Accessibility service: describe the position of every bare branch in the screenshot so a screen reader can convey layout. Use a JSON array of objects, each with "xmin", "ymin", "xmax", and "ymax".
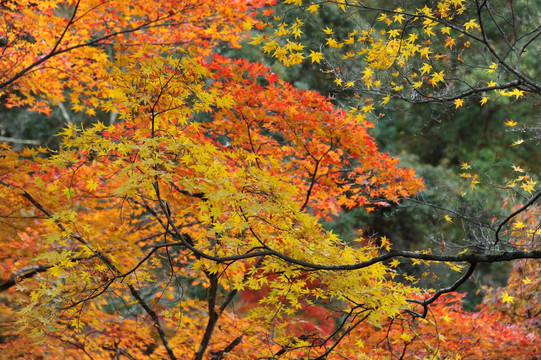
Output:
[
  {"xmin": 494, "ymin": 190, "xmax": 541, "ymax": 246},
  {"xmin": 407, "ymin": 263, "xmax": 477, "ymax": 318},
  {"xmin": 0, "ymin": 136, "xmax": 40, "ymax": 145}
]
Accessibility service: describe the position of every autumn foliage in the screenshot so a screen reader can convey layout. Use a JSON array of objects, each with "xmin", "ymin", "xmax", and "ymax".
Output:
[
  {"xmin": 0, "ymin": 0, "xmax": 540, "ymax": 359},
  {"xmin": 0, "ymin": 0, "xmax": 269, "ymax": 114}
]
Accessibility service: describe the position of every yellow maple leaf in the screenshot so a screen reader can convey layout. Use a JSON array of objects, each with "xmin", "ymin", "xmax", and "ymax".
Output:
[
  {"xmin": 86, "ymin": 178, "xmax": 99, "ymax": 192},
  {"xmin": 504, "ymin": 119, "xmax": 517, "ymax": 127},
  {"xmin": 446, "ymin": 262, "xmax": 464, "ymax": 272},
  {"xmin": 288, "ymin": 51, "xmax": 304, "ymax": 65},
  {"xmin": 326, "ymin": 37, "xmax": 339, "ymax": 47},
  {"xmin": 417, "ymin": 5, "xmax": 432, "ymax": 16},
  {"xmin": 72, "ymin": 103, "xmax": 84, "ymax": 113},
  {"xmin": 389, "ymin": 259, "xmax": 400, "ymax": 268},
  {"xmin": 388, "ymin": 29, "xmax": 401, "ymax": 38},
  {"xmin": 464, "ymin": 19, "xmax": 480, "ymax": 31},
  {"xmin": 306, "ymin": 4, "xmax": 319, "ymax": 13},
  {"xmin": 445, "ymin": 36, "xmax": 456, "ymax": 49},
  {"xmin": 486, "ymin": 62, "xmax": 498, "ymax": 74},
  {"xmin": 322, "ymin": 27, "xmax": 334, "ymax": 35},
  {"xmin": 393, "ymin": 13, "xmax": 405, "ymax": 24},
  {"xmin": 283, "ymin": 0, "xmax": 302, "ymax": 5},
  {"xmin": 291, "ymin": 27, "xmax": 302, "ymax": 39},
  {"xmin": 308, "ymin": 50, "xmax": 324, "ymax": 64},
  {"xmin": 470, "ymin": 174, "xmax": 480, "ymax": 189},
  {"xmin": 344, "ymin": 37, "xmax": 355, "ymax": 45},
  {"xmin": 480, "ymin": 97, "xmax": 488, "ymax": 105},
  {"xmin": 404, "ymin": 274, "xmax": 417, "ymax": 282},
  {"xmin": 379, "ymin": 236, "xmax": 391, "ymax": 251},
  {"xmin": 454, "ymin": 99, "xmax": 464, "ymax": 108},
  {"xmin": 233, "ymin": 282, "xmax": 245, "ymax": 291},
  {"xmin": 400, "ymin": 332, "xmax": 413, "ymax": 343},
  {"xmin": 407, "ymin": 33, "xmax": 418, "ymax": 43},
  {"xmin": 430, "ymin": 71, "xmax": 445, "ymax": 86},
  {"xmin": 419, "ymin": 47, "xmax": 432, "ymax": 58},
  {"xmin": 62, "ymin": 187, "xmax": 76, "ymax": 200},
  {"xmin": 213, "ymin": 222, "xmax": 225, "ymax": 233},
  {"xmin": 501, "ymin": 291, "xmax": 514, "ymax": 304},
  {"xmin": 444, "ymin": 215, "xmax": 453, "ymax": 223},
  {"xmin": 361, "ymin": 104, "xmax": 374, "ymax": 113},
  {"xmin": 262, "ymin": 40, "xmax": 277, "ymax": 54},
  {"xmin": 249, "ymin": 35, "xmax": 263, "ymax": 45},
  {"xmin": 420, "ymin": 63, "xmax": 432, "ymax": 75},
  {"xmin": 49, "ymin": 264, "xmax": 64, "ymax": 277},
  {"xmin": 508, "ymin": 88, "xmax": 525, "ymax": 99},
  {"xmin": 521, "ymin": 179, "xmax": 537, "ymax": 194}
]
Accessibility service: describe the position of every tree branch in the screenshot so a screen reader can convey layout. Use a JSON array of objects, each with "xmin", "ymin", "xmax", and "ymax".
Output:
[
  {"xmin": 494, "ymin": 190, "xmax": 541, "ymax": 246},
  {"xmin": 407, "ymin": 262, "xmax": 477, "ymax": 318},
  {"xmin": 210, "ymin": 335, "xmax": 243, "ymax": 359},
  {"xmin": 0, "ymin": 264, "xmax": 50, "ymax": 292},
  {"xmin": 0, "ymin": 136, "xmax": 40, "ymax": 145},
  {"xmin": 194, "ymin": 272, "xmax": 220, "ymax": 360}
]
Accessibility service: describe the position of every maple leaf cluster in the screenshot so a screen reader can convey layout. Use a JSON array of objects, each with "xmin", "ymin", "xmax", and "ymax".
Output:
[{"xmin": 260, "ymin": 0, "xmax": 539, "ymax": 110}]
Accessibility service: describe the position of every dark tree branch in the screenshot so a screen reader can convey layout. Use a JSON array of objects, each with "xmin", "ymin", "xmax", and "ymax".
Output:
[
  {"xmin": 407, "ymin": 262, "xmax": 477, "ymax": 318},
  {"xmin": 300, "ymin": 144, "xmax": 333, "ymax": 212},
  {"xmin": 127, "ymin": 284, "xmax": 178, "ymax": 360},
  {"xmin": 194, "ymin": 272, "xmax": 220, "ymax": 360},
  {"xmin": 495, "ymin": 190, "xmax": 541, "ymax": 246},
  {"xmin": 312, "ymin": 312, "xmax": 372, "ymax": 360},
  {"xmin": 0, "ymin": 254, "xmax": 97, "ymax": 292},
  {"xmin": 210, "ymin": 335, "xmax": 243, "ymax": 360},
  {"xmin": 0, "ymin": 264, "xmax": 50, "ymax": 292},
  {"xmin": 102, "ymin": 345, "xmax": 137, "ymax": 360}
]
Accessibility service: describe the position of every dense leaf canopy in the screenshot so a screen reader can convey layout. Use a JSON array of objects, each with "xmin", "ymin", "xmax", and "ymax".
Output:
[{"xmin": 0, "ymin": 1, "xmax": 539, "ymax": 359}]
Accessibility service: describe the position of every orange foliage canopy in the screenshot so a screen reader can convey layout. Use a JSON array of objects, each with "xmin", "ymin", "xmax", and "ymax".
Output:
[
  {"xmin": 0, "ymin": 0, "xmax": 270, "ymax": 114},
  {"xmin": 344, "ymin": 293, "xmax": 539, "ymax": 359}
]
